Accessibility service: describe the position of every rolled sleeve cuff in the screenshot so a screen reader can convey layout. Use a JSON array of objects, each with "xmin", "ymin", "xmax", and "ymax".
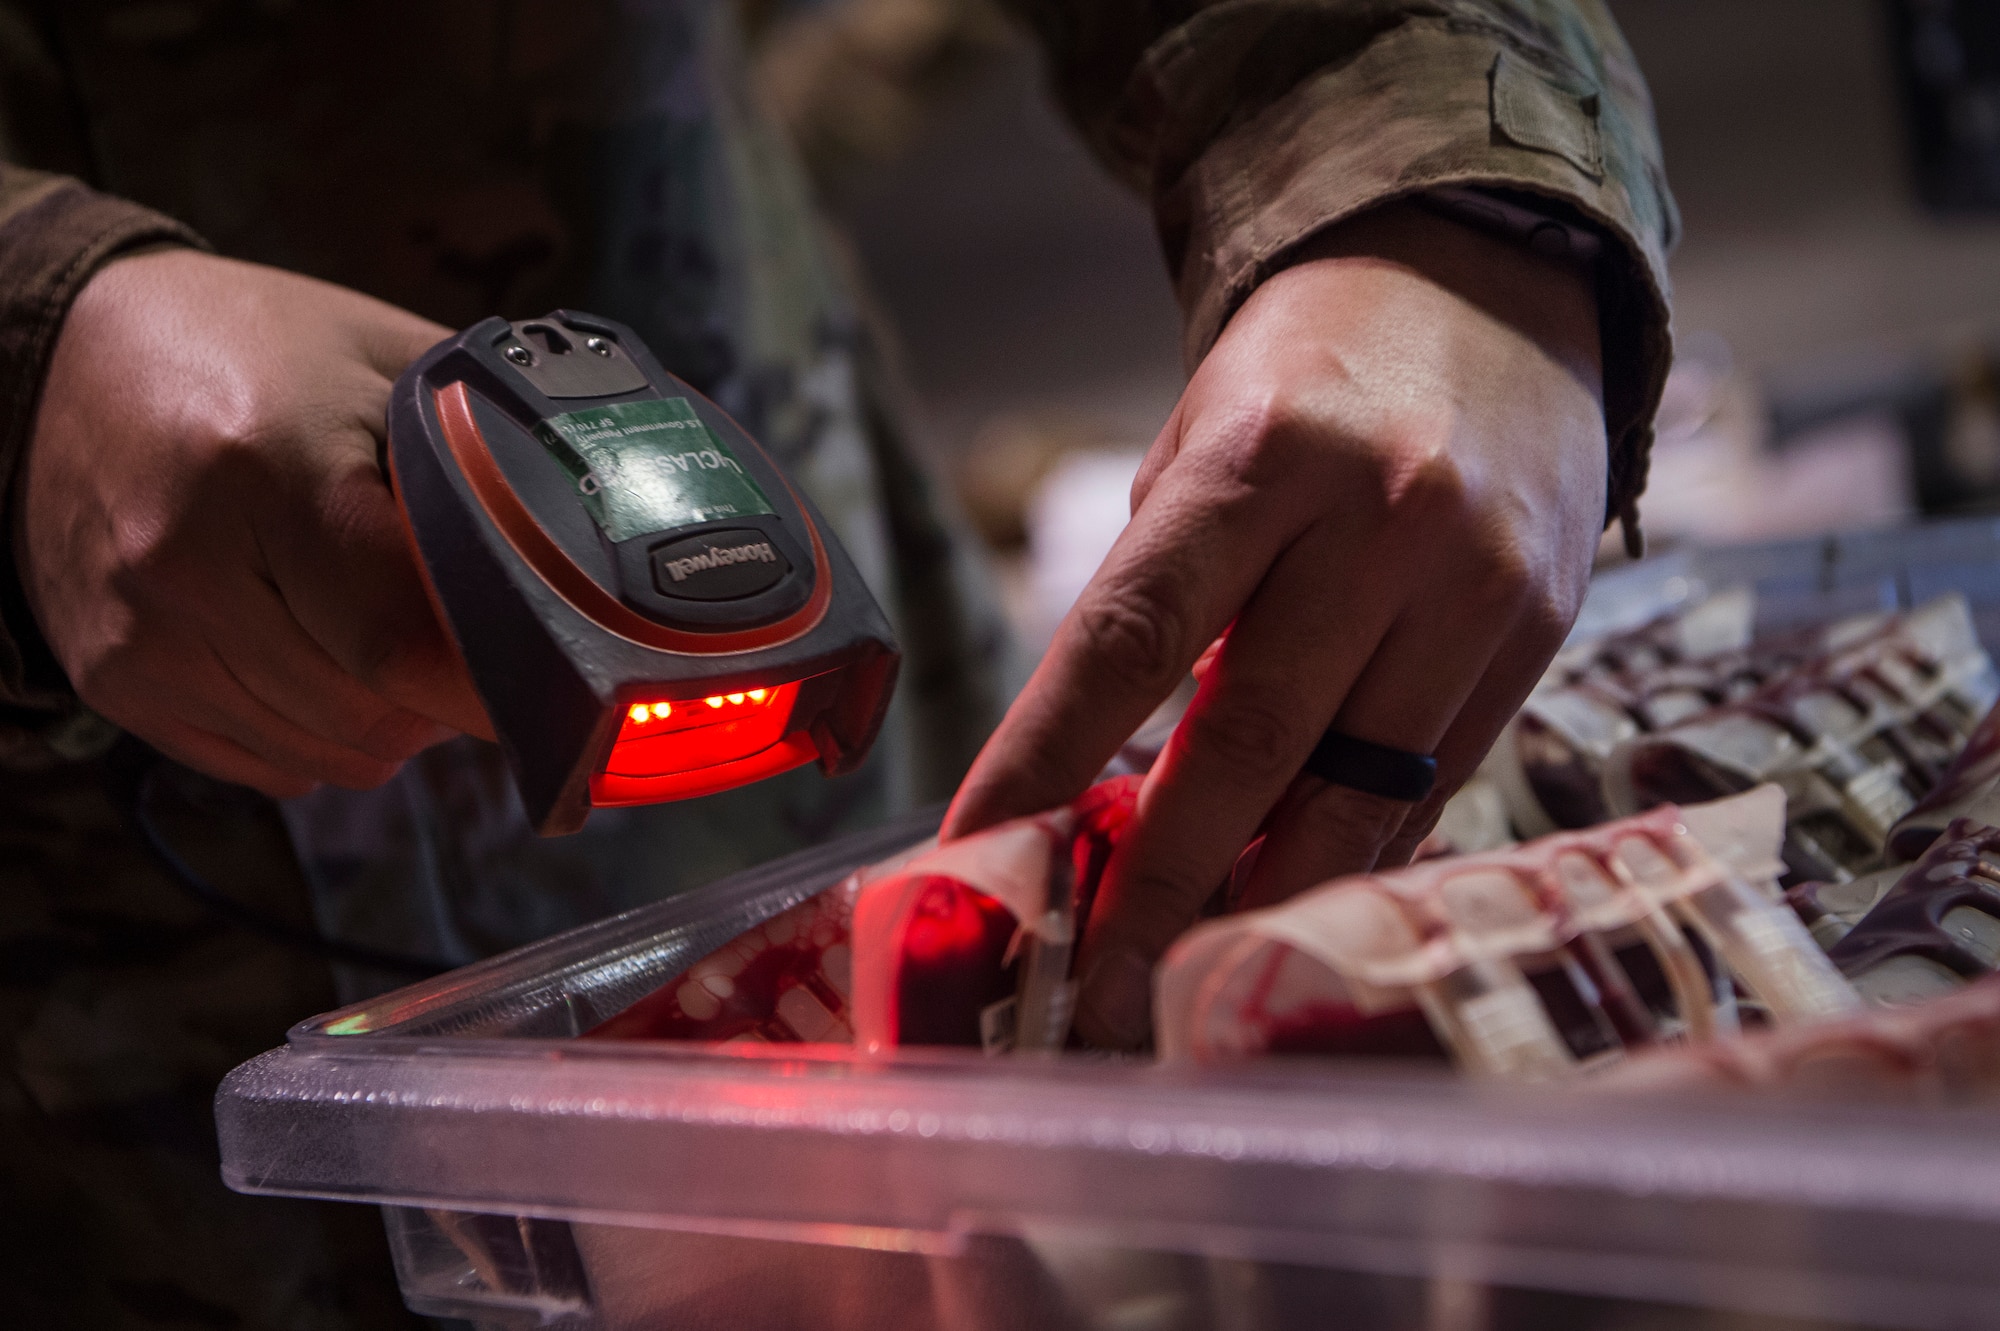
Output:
[
  {"xmin": 1165, "ymin": 18, "xmax": 1675, "ymax": 540},
  {"xmin": 0, "ymin": 173, "xmax": 206, "ymax": 712}
]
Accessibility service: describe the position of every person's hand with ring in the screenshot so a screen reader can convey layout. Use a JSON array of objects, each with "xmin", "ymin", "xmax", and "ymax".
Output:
[{"xmin": 941, "ymin": 199, "xmax": 1610, "ymax": 1049}]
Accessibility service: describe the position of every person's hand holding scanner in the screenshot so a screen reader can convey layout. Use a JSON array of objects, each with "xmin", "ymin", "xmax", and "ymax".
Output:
[
  {"xmin": 943, "ymin": 201, "xmax": 1609, "ymax": 1048},
  {"xmin": 15, "ymin": 249, "xmax": 490, "ymax": 798}
]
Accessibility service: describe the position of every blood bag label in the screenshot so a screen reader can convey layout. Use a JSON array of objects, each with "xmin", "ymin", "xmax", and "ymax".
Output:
[{"xmin": 536, "ymin": 398, "xmax": 775, "ymax": 541}]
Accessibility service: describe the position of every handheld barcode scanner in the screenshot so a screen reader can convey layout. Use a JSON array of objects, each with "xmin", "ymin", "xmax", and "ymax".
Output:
[{"xmin": 386, "ymin": 310, "xmax": 899, "ymax": 836}]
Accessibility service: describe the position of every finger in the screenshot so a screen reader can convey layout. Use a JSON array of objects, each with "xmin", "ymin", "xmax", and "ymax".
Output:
[
  {"xmin": 189, "ymin": 648, "xmax": 404, "ymax": 789},
  {"xmin": 99, "ymin": 640, "xmax": 403, "ymax": 791},
  {"xmin": 1244, "ymin": 554, "xmax": 1577, "ymax": 907},
  {"xmin": 1070, "ymin": 523, "xmax": 1408, "ymax": 1048},
  {"xmin": 1235, "ymin": 782, "xmax": 1415, "ymax": 909},
  {"xmin": 942, "ymin": 446, "xmax": 1313, "ymax": 840},
  {"xmin": 255, "ymin": 437, "xmax": 494, "ymax": 739},
  {"xmin": 351, "ymin": 307, "xmax": 452, "ymax": 380},
  {"xmin": 208, "ymin": 567, "xmax": 450, "ymax": 763},
  {"xmin": 1190, "ymin": 633, "xmax": 1227, "ymax": 682},
  {"xmin": 1235, "ymin": 608, "xmax": 1510, "ymax": 911},
  {"xmin": 1374, "ymin": 612, "xmax": 1575, "ymax": 870},
  {"xmin": 140, "ymin": 717, "xmax": 319, "ymax": 802}
]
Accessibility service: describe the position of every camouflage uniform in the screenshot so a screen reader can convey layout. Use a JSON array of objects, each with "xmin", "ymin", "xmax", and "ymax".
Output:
[{"xmin": 0, "ymin": 1, "xmax": 1673, "ymax": 1326}]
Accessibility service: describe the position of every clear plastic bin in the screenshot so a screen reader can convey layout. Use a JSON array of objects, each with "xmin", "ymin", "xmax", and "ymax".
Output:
[{"xmin": 218, "ymin": 520, "xmax": 2000, "ymax": 1330}]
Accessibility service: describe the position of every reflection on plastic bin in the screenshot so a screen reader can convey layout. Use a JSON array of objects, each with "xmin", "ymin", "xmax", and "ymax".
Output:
[{"xmin": 216, "ymin": 516, "xmax": 2000, "ymax": 1330}]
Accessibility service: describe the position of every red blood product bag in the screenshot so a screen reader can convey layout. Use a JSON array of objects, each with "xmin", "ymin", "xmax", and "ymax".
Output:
[
  {"xmin": 1154, "ymin": 787, "xmax": 1862, "ymax": 1080},
  {"xmin": 588, "ymin": 776, "xmax": 1142, "ymax": 1051},
  {"xmin": 849, "ymin": 774, "xmax": 1139, "ymax": 1052}
]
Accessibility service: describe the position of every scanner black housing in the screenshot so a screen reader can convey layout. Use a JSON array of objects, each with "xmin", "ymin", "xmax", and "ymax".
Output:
[{"xmin": 386, "ymin": 310, "xmax": 899, "ymax": 835}]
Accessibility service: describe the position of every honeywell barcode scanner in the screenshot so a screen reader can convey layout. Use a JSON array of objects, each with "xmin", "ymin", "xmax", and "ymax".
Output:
[{"xmin": 385, "ymin": 311, "xmax": 899, "ymax": 835}]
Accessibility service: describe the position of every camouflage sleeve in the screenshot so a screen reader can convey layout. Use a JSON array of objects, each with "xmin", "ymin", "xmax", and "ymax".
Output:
[
  {"xmin": 0, "ymin": 166, "xmax": 204, "ymax": 711},
  {"xmin": 996, "ymin": 0, "xmax": 1678, "ymax": 540}
]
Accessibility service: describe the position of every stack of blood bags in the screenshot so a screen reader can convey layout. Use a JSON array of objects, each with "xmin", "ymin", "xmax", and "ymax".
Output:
[
  {"xmin": 589, "ymin": 585, "xmax": 2000, "ymax": 1090},
  {"xmin": 1495, "ymin": 592, "xmax": 1997, "ymax": 880},
  {"xmin": 1603, "ymin": 594, "xmax": 1998, "ymax": 882},
  {"xmin": 1153, "ymin": 788, "xmax": 1861, "ymax": 1076}
]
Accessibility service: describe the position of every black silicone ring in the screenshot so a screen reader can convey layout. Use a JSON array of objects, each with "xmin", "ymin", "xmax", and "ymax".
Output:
[{"xmin": 1302, "ymin": 730, "xmax": 1437, "ymax": 803}]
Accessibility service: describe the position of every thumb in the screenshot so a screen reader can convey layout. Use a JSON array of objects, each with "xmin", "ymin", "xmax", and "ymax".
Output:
[{"xmin": 356, "ymin": 306, "xmax": 453, "ymax": 382}]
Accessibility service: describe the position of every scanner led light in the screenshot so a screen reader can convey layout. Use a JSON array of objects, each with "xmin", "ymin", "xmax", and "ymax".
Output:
[
  {"xmin": 624, "ymin": 689, "xmax": 783, "ymax": 731},
  {"xmin": 596, "ymin": 678, "xmax": 813, "ymax": 806}
]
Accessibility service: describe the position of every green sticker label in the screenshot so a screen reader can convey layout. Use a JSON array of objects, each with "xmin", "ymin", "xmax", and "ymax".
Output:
[{"xmin": 535, "ymin": 398, "xmax": 775, "ymax": 542}]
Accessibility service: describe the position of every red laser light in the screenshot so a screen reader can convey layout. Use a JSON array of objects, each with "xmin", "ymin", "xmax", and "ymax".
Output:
[{"xmin": 591, "ymin": 679, "xmax": 812, "ymax": 805}]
